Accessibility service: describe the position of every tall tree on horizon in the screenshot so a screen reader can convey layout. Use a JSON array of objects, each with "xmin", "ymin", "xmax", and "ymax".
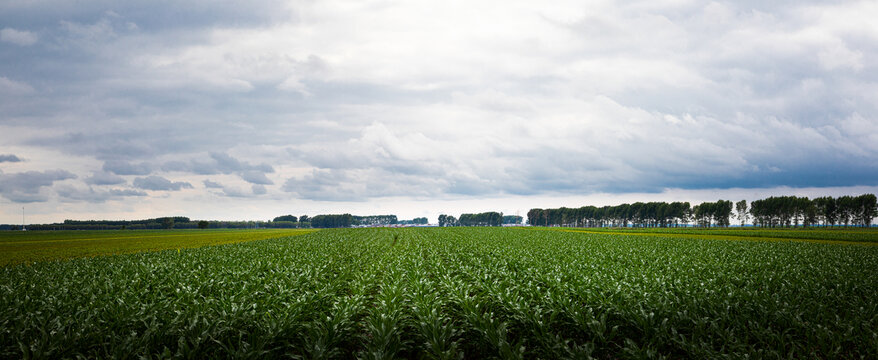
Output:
[{"xmin": 736, "ymin": 200, "xmax": 748, "ymax": 226}]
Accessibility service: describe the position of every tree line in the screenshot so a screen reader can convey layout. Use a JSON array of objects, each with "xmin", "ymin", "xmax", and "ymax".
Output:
[
  {"xmin": 309, "ymin": 214, "xmax": 427, "ymax": 228},
  {"xmin": 398, "ymin": 217, "xmax": 428, "ymax": 225},
  {"xmin": 526, "ymin": 194, "xmax": 876, "ymax": 228},
  {"xmin": 748, "ymin": 194, "xmax": 877, "ymax": 227},
  {"xmin": 503, "ymin": 215, "xmax": 523, "ymax": 225},
  {"xmin": 7, "ymin": 194, "xmax": 874, "ymax": 230},
  {"xmin": 527, "ymin": 202, "xmax": 697, "ymax": 228},
  {"xmin": 439, "ymin": 212, "xmax": 501, "ymax": 226},
  {"xmin": 10, "ymin": 217, "xmax": 299, "ymax": 231}
]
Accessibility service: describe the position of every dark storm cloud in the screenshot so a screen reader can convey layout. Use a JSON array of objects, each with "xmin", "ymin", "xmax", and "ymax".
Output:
[
  {"xmin": 0, "ymin": 154, "xmax": 22, "ymax": 163},
  {"xmin": 132, "ymin": 176, "xmax": 193, "ymax": 191},
  {"xmin": 0, "ymin": 170, "xmax": 76, "ymax": 202}
]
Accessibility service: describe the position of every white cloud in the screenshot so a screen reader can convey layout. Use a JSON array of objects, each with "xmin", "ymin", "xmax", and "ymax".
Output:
[
  {"xmin": 818, "ymin": 42, "xmax": 864, "ymax": 71},
  {"xmin": 0, "ymin": 27, "xmax": 37, "ymax": 46},
  {"xmin": 0, "ymin": 77, "xmax": 35, "ymax": 95}
]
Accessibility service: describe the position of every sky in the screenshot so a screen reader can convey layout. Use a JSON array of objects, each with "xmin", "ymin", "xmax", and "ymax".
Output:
[{"xmin": 1, "ymin": 0, "xmax": 877, "ymax": 224}]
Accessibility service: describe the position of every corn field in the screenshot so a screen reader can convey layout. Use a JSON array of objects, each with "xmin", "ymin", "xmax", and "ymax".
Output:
[{"xmin": 1, "ymin": 227, "xmax": 876, "ymax": 359}]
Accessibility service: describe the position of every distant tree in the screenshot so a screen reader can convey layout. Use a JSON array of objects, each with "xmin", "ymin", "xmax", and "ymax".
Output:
[
  {"xmin": 856, "ymin": 194, "xmax": 877, "ymax": 227},
  {"xmin": 310, "ymin": 214, "xmax": 353, "ymax": 228},
  {"xmin": 837, "ymin": 196, "xmax": 855, "ymax": 227},
  {"xmin": 736, "ymin": 200, "xmax": 748, "ymax": 226},
  {"xmin": 502, "ymin": 215, "xmax": 523, "ymax": 225},
  {"xmin": 527, "ymin": 209, "xmax": 542, "ymax": 226},
  {"xmin": 459, "ymin": 212, "xmax": 502, "ymax": 226},
  {"xmin": 353, "ymin": 215, "xmax": 398, "ymax": 226},
  {"xmin": 299, "ymin": 215, "xmax": 309, "ymax": 223},
  {"xmin": 273, "ymin": 215, "xmax": 298, "ymax": 223},
  {"xmin": 160, "ymin": 217, "xmax": 175, "ymax": 229},
  {"xmin": 197, "ymin": 220, "xmax": 209, "ymax": 229},
  {"xmin": 803, "ymin": 200, "xmax": 818, "ymax": 227}
]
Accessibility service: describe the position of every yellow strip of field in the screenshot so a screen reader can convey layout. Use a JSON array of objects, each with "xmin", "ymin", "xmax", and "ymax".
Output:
[
  {"xmin": 3, "ymin": 231, "xmax": 297, "ymax": 245},
  {"xmin": 0, "ymin": 229, "xmax": 317, "ymax": 266},
  {"xmin": 532, "ymin": 228, "xmax": 878, "ymax": 246}
]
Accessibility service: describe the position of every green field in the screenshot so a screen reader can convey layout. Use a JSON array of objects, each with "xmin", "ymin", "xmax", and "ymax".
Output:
[
  {"xmin": 2, "ymin": 228, "xmax": 877, "ymax": 358},
  {"xmin": 558, "ymin": 226, "xmax": 878, "ymax": 243},
  {"xmin": 0, "ymin": 229, "xmax": 316, "ymax": 266}
]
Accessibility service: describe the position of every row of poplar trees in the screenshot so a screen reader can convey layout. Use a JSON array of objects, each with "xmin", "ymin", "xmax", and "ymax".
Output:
[
  {"xmin": 749, "ymin": 194, "xmax": 877, "ymax": 227},
  {"xmin": 528, "ymin": 194, "xmax": 877, "ymax": 228}
]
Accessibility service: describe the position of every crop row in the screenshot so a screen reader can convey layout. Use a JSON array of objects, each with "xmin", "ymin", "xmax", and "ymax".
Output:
[
  {"xmin": 574, "ymin": 226, "xmax": 878, "ymax": 242},
  {"xmin": 1, "ymin": 228, "xmax": 876, "ymax": 358}
]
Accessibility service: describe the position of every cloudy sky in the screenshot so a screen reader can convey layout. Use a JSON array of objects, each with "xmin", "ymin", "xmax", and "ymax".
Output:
[{"xmin": 2, "ymin": 0, "xmax": 877, "ymax": 224}]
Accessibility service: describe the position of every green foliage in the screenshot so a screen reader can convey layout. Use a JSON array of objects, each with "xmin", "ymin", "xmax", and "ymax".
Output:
[
  {"xmin": 459, "ymin": 212, "xmax": 502, "ymax": 226},
  {"xmin": 310, "ymin": 214, "xmax": 354, "ymax": 228},
  {"xmin": 528, "ymin": 194, "xmax": 878, "ymax": 229},
  {"xmin": 751, "ymin": 194, "xmax": 877, "ymax": 228},
  {"xmin": 354, "ymin": 215, "xmax": 398, "ymax": 226},
  {"xmin": 502, "ymin": 215, "xmax": 523, "ymax": 225},
  {"xmin": 1, "ymin": 228, "xmax": 876, "ymax": 358},
  {"xmin": 438, "ymin": 215, "xmax": 458, "ymax": 227},
  {"xmin": 398, "ymin": 217, "xmax": 428, "ymax": 225},
  {"xmin": 273, "ymin": 215, "xmax": 298, "ymax": 223},
  {"xmin": 528, "ymin": 202, "xmax": 691, "ymax": 228}
]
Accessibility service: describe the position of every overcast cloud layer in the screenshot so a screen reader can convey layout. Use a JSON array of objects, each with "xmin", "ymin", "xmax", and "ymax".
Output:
[{"xmin": 2, "ymin": 0, "xmax": 877, "ymax": 223}]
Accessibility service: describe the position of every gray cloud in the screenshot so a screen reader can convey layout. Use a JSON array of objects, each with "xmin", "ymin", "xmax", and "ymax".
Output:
[
  {"xmin": 0, "ymin": 154, "xmax": 22, "ymax": 163},
  {"xmin": 0, "ymin": 170, "xmax": 76, "ymax": 202},
  {"xmin": 0, "ymin": 27, "xmax": 37, "ymax": 46},
  {"xmin": 56, "ymin": 185, "xmax": 147, "ymax": 203},
  {"xmin": 2, "ymin": 0, "xmax": 878, "ymax": 214},
  {"xmin": 283, "ymin": 169, "xmax": 352, "ymax": 201},
  {"xmin": 201, "ymin": 179, "xmax": 267, "ymax": 198},
  {"xmin": 163, "ymin": 152, "xmax": 274, "ymax": 184},
  {"xmin": 202, "ymin": 179, "xmax": 223, "ymax": 188},
  {"xmin": 84, "ymin": 171, "xmax": 126, "ymax": 185},
  {"xmin": 219, "ymin": 186, "xmax": 252, "ymax": 198},
  {"xmin": 133, "ymin": 175, "xmax": 193, "ymax": 191},
  {"xmin": 240, "ymin": 170, "xmax": 273, "ymax": 185},
  {"xmin": 103, "ymin": 160, "xmax": 153, "ymax": 176},
  {"xmin": 208, "ymin": 152, "xmax": 273, "ymax": 174},
  {"xmin": 0, "ymin": 77, "xmax": 35, "ymax": 96},
  {"xmin": 282, "ymin": 167, "xmax": 440, "ymax": 202}
]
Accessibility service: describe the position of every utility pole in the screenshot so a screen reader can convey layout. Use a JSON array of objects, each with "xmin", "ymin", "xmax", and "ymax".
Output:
[{"xmin": 22, "ymin": 206, "xmax": 26, "ymax": 231}]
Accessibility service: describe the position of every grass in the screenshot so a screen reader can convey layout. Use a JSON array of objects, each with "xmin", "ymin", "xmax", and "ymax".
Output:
[
  {"xmin": 0, "ymin": 229, "xmax": 316, "ymax": 266},
  {"xmin": 1, "ymin": 227, "xmax": 876, "ymax": 358}
]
